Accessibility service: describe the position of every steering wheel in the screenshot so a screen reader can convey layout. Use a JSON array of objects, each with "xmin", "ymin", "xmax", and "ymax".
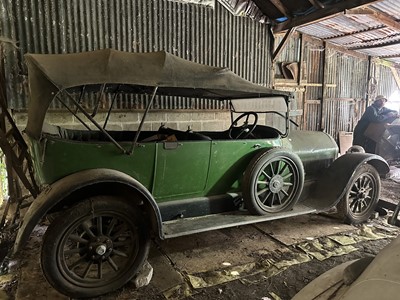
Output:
[{"xmin": 228, "ymin": 112, "xmax": 258, "ymax": 139}]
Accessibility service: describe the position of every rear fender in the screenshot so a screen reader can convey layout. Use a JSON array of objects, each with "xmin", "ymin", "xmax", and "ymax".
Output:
[
  {"xmin": 304, "ymin": 153, "xmax": 389, "ymax": 211},
  {"xmin": 12, "ymin": 168, "xmax": 163, "ymax": 255}
]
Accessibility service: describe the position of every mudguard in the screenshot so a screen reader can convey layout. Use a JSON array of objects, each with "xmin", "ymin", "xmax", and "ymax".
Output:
[
  {"xmin": 12, "ymin": 168, "xmax": 163, "ymax": 255},
  {"xmin": 304, "ymin": 153, "xmax": 389, "ymax": 211}
]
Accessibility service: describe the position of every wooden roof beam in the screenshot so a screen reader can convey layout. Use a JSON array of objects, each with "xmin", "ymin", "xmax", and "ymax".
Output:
[
  {"xmin": 273, "ymin": 0, "xmax": 383, "ymax": 33},
  {"xmin": 272, "ymin": 27, "xmax": 297, "ymax": 62},
  {"xmin": 268, "ymin": 0, "xmax": 292, "ymax": 18},
  {"xmin": 345, "ymin": 7, "xmax": 400, "ymax": 32},
  {"xmin": 307, "ymin": 0, "xmax": 325, "ymax": 9}
]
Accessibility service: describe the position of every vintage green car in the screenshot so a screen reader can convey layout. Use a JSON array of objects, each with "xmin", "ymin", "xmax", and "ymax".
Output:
[{"xmin": 13, "ymin": 49, "xmax": 389, "ymax": 298}]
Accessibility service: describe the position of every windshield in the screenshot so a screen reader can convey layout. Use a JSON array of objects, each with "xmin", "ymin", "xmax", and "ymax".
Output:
[{"xmin": 230, "ymin": 97, "xmax": 289, "ymax": 136}]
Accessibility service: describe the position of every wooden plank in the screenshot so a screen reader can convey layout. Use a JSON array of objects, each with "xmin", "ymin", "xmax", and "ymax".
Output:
[
  {"xmin": 348, "ymin": 8, "xmax": 400, "ymax": 32},
  {"xmin": 320, "ymin": 41, "xmax": 328, "ymax": 131},
  {"xmin": 272, "ymin": 27, "xmax": 297, "ymax": 62}
]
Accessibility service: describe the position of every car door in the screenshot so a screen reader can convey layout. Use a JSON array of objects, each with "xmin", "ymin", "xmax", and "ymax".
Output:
[{"xmin": 152, "ymin": 140, "xmax": 212, "ymax": 200}]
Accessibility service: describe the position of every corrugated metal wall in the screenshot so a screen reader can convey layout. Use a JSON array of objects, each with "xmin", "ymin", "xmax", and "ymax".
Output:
[
  {"xmin": 303, "ymin": 39, "xmax": 324, "ymax": 102},
  {"xmin": 0, "ymin": 0, "xmax": 272, "ymax": 110},
  {"xmin": 324, "ymin": 49, "xmax": 369, "ymax": 99},
  {"xmin": 1, "ymin": 0, "xmax": 399, "ymax": 132},
  {"xmin": 273, "ymin": 34, "xmax": 398, "ymax": 140},
  {"xmin": 273, "ymin": 34, "xmax": 301, "ymax": 78},
  {"xmin": 375, "ymin": 64, "xmax": 398, "ymax": 98},
  {"xmin": 322, "ymin": 98, "xmax": 365, "ymax": 140}
]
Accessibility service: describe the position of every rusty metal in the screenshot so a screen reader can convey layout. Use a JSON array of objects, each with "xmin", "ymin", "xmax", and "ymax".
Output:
[
  {"xmin": 304, "ymin": 98, "xmax": 366, "ymax": 140},
  {"xmin": 375, "ymin": 64, "xmax": 399, "ymax": 96},
  {"xmin": 218, "ymin": 0, "xmax": 268, "ymax": 23},
  {"xmin": 295, "ymin": 0, "xmax": 400, "ymax": 64},
  {"xmin": 371, "ymin": 0, "xmax": 400, "ymax": 22},
  {"xmin": 0, "ymin": 0, "xmax": 271, "ymax": 110}
]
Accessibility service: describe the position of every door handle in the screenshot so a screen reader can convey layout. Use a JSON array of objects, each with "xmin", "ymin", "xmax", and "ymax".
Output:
[{"xmin": 163, "ymin": 142, "xmax": 182, "ymax": 150}]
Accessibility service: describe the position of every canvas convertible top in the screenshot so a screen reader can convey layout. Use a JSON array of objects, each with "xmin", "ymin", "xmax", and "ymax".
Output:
[{"xmin": 25, "ymin": 49, "xmax": 291, "ymax": 138}]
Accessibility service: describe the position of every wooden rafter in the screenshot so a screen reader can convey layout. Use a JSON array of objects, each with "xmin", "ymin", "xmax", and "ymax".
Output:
[
  {"xmin": 273, "ymin": 0, "xmax": 382, "ymax": 33},
  {"xmin": 267, "ymin": 0, "xmax": 291, "ymax": 18},
  {"xmin": 345, "ymin": 7, "xmax": 400, "ymax": 32},
  {"xmin": 307, "ymin": 0, "xmax": 325, "ymax": 9},
  {"xmin": 272, "ymin": 27, "xmax": 297, "ymax": 62}
]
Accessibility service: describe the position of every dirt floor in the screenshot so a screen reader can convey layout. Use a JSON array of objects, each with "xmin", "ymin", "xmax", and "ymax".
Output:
[{"xmin": 0, "ymin": 175, "xmax": 399, "ymax": 300}]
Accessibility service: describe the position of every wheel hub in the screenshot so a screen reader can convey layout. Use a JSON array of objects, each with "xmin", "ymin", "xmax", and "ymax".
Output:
[
  {"xmin": 269, "ymin": 175, "xmax": 284, "ymax": 193},
  {"xmin": 96, "ymin": 245, "xmax": 107, "ymax": 255},
  {"xmin": 357, "ymin": 187, "xmax": 368, "ymax": 200},
  {"xmin": 88, "ymin": 236, "xmax": 113, "ymax": 260}
]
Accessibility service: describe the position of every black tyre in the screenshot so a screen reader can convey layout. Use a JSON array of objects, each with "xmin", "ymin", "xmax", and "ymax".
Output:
[
  {"xmin": 337, "ymin": 164, "xmax": 381, "ymax": 224},
  {"xmin": 41, "ymin": 196, "xmax": 151, "ymax": 298},
  {"xmin": 243, "ymin": 149, "xmax": 304, "ymax": 215}
]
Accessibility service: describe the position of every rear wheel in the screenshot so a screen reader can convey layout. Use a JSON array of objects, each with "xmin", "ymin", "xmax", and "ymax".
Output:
[
  {"xmin": 337, "ymin": 164, "xmax": 381, "ymax": 224},
  {"xmin": 41, "ymin": 196, "xmax": 150, "ymax": 298},
  {"xmin": 243, "ymin": 149, "xmax": 304, "ymax": 215}
]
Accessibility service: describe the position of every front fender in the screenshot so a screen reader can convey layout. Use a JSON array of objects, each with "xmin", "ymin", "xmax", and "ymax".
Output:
[
  {"xmin": 12, "ymin": 168, "xmax": 162, "ymax": 255},
  {"xmin": 305, "ymin": 153, "xmax": 389, "ymax": 211}
]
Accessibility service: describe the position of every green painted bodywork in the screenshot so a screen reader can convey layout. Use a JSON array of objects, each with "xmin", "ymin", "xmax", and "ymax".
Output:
[
  {"xmin": 27, "ymin": 134, "xmax": 282, "ymax": 203},
  {"xmin": 16, "ymin": 50, "xmax": 389, "ymax": 255},
  {"xmin": 282, "ymin": 130, "xmax": 339, "ymax": 176}
]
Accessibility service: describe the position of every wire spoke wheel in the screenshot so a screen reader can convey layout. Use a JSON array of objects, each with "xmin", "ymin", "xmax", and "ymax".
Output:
[
  {"xmin": 256, "ymin": 159, "xmax": 296, "ymax": 209},
  {"xmin": 348, "ymin": 175, "xmax": 374, "ymax": 214},
  {"xmin": 243, "ymin": 149, "xmax": 304, "ymax": 215},
  {"xmin": 338, "ymin": 164, "xmax": 381, "ymax": 224},
  {"xmin": 41, "ymin": 196, "xmax": 150, "ymax": 298},
  {"xmin": 60, "ymin": 214, "xmax": 139, "ymax": 283}
]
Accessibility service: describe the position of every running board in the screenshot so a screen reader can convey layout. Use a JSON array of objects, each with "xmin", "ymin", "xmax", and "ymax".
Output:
[{"xmin": 162, "ymin": 204, "xmax": 316, "ymax": 239}]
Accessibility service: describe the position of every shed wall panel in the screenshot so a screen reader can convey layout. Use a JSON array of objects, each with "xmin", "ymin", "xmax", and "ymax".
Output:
[{"xmin": 0, "ymin": 0, "xmax": 272, "ymax": 110}]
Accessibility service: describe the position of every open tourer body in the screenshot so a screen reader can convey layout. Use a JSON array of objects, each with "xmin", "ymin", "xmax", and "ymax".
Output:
[{"xmin": 13, "ymin": 49, "xmax": 389, "ymax": 298}]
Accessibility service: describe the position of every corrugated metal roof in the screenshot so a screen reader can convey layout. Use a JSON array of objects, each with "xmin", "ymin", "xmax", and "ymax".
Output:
[
  {"xmin": 295, "ymin": 0, "xmax": 400, "ymax": 65},
  {"xmin": 234, "ymin": 0, "xmax": 400, "ymax": 66},
  {"xmin": 371, "ymin": 0, "xmax": 400, "ymax": 19},
  {"xmin": 321, "ymin": 14, "xmax": 379, "ymax": 33},
  {"xmin": 358, "ymin": 43, "xmax": 400, "ymax": 57}
]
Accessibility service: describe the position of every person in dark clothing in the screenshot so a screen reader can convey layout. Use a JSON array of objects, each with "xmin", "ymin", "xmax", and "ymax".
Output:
[{"xmin": 353, "ymin": 95, "xmax": 399, "ymax": 153}]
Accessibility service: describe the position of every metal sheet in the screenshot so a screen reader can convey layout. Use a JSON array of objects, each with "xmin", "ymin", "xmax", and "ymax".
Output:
[
  {"xmin": 371, "ymin": 0, "xmax": 400, "ymax": 20},
  {"xmin": 0, "ymin": 0, "xmax": 272, "ymax": 110},
  {"xmin": 296, "ymin": 0, "xmax": 400, "ymax": 65},
  {"xmin": 375, "ymin": 64, "xmax": 398, "ymax": 98},
  {"xmin": 304, "ymin": 40, "xmax": 323, "ymax": 101},
  {"xmin": 274, "ymin": 34, "xmax": 301, "ymax": 78}
]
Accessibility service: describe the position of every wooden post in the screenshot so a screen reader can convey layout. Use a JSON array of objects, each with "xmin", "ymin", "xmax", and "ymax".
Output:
[{"xmin": 319, "ymin": 41, "xmax": 328, "ymax": 131}]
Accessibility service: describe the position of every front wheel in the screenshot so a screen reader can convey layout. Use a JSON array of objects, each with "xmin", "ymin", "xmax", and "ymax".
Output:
[
  {"xmin": 41, "ymin": 196, "xmax": 151, "ymax": 298},
  {"xmin": 242, "ymin": 149, "xmax": 305, "ymax": 215},
  {"xmin": 337, "ymin": 164, "xmax": 381, "ymax": 224}
]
